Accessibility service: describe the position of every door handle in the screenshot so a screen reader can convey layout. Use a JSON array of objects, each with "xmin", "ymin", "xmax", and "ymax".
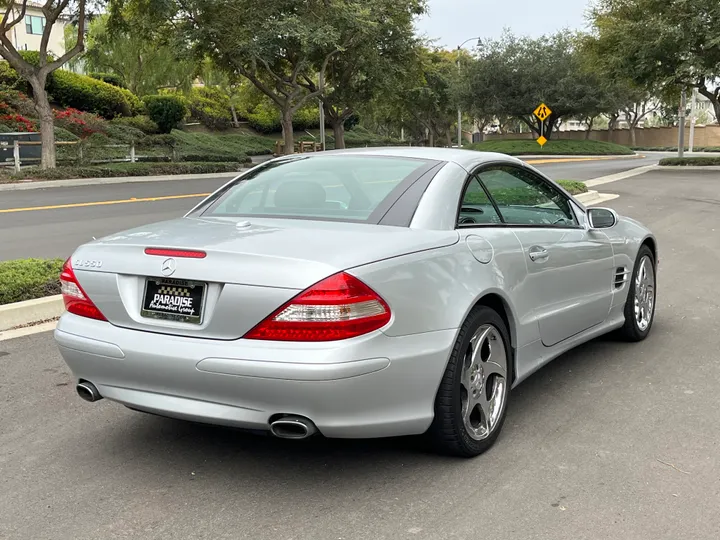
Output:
[{"xmin": 528, "ymin": 247, "xmax": 549, "ymax": 262}]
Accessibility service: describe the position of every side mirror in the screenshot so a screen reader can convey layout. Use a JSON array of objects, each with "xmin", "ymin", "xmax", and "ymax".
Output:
[{"xmin": 587, "ymin": 207, "xmax": 617, "ymax": 230}]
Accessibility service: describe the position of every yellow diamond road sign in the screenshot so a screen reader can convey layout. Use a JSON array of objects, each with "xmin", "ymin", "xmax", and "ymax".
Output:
[
  {"xmin": 537, "ymin": 135, "xmax": 548, "ymax": 147},
  {"xmin": 534, "ymin": 103, "xmax": 552, "ymax": 122}
]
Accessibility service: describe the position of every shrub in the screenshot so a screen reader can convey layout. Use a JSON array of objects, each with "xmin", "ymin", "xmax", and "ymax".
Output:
[
  {"xmin": 54, "ymin": 107, "xmax": 105, "ymax": 138},
  {"xmin": 48, "ymin": 70, "xmax": 134, "ymax": 118},
  {"xmin": 0, "ymin": 88, "xmax": 36, "ymax": 117},
  {"xmin": 247, "ymin": 106, "xmax": 281, "ymax": 133},
  {"xmin": 89, "ymin": 72, "xmax": 125, "ymax": 88},
  {"xmin": 0, "ymin": 113, "xmax": 37, "ymax": 132},
  {"xmin": 141, "ymin": 134, "xmax": 177, "ymax": 147},
  {"xmin": 659, "ymin": 157, "xmax": 720, "ymax": 166},
  {"xmin": 0, "ymin": 123, "xmax": 12, "ymax": 133},
  {"xmin": 292, "ymin": 107, "xmax": 320, "ymax": 131},
  {"xmin": 54, "ymin": 126, "xmax": 79, "ymax": 141},
  {"xmin": 0, "ymin": 258, "xmax": 64, "ymax": 305},
  {"xmin": 0, "ymin": 62, "xmax": 26, "ymax": 91},
  {"xmin": 120, "ymin": 87, "xmax": 144, "ymax": 116},
  {"xmin": 104, "ymin": 123, "xmax": 146, "ymax": 143},
  {"xmin": 143, "ymin": 94, "xmax": 187, "ymax": 133},
  {"xmin": 110, "ymin": 115, "xmax": 159, "ymax": 134},
  {"xmin": 188, "ymin": 87, "xmax": 233, "ymax": 130},
  {"xmin": 246, "ymin": 102, "xmax": 326, "ymax": 133}
]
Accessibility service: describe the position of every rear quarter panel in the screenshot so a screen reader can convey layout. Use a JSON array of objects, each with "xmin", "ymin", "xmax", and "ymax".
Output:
[{"xmin": 347, "ymin": 230, "xmax": 536, "ymax": 351}]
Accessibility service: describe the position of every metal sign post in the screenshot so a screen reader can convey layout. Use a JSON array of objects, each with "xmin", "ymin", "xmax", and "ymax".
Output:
[{"xmin": 533, "ymin": 103, "xmax": 552, "ymax": 147}]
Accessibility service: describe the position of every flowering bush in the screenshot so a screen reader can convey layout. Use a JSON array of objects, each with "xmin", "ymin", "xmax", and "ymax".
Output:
[
  {"xmin": 54, "ymin": 107, "xmax": 105, "ymax": 138},
  {"xmin": 0, "ymin": 113, "xmax": 37, "ymax": 132},
  {"xmin": 0, "ymin": 88, "xmax": 37, "ymax": 117}
]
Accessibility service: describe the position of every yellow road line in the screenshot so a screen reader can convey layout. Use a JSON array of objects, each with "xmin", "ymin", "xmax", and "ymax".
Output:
[
  {"xmin": 525, "ymin": 155, "xmax": 643, "ymax": 165},
  {"xmin": 0, "ymin": 193, "xmax": 211, "ymax": 214}
]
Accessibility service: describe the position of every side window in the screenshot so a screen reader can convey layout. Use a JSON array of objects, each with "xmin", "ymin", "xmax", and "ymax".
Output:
[
  {"xmin": 457, "ymin": 176, "xmax": 503, "ymax": 226},
  {"xmin": 477, "ymin": 167, "xmax": 577, "ymax": 227}
]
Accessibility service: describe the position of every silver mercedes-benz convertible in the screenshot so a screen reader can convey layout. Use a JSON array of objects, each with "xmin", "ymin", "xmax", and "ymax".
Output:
[{"xmin": 55, "ymin": 147, "xmax": 658, "ymax": 457}]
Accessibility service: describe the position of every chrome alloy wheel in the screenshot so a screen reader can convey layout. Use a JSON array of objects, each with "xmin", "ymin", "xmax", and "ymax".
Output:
[
  {"xmin": 460, "ymin": 324, "xmax": 508, "ymax": 441},
  {"xmin": 634, "ymin": 255, "xmax": 656, "ymax": 332}
]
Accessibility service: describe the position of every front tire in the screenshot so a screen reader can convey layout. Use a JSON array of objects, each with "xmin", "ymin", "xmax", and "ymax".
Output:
[
  {"xmin": 618, "ymin": 245, "xmax": 657, "ymax": 342},
  {"xmin": 427, "ymin": 306, "xmax": 512, "ymax": 457}
]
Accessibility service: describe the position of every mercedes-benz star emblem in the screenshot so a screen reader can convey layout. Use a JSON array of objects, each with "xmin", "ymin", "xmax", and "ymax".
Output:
[{"xmin": 161, "ymin": 258, "xmax": 176, "ymax": 277}]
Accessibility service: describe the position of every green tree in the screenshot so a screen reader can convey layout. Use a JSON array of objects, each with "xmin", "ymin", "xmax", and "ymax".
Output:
[
  {"xmin": 112, "ymin": 0, "xmax": 391, "ymax": 154},
  {"xmin": 299, "ymin": 0, "xmax": 425, "ymax": 149},
  {"xmin": 83, "ymin": 13, "xmax": 197, "ymax": 95},
  {"xmin": 458, "ymin": 31, "xmax": 620, "ymax": 139},
  {"xmin": 0, "ymin": 0, "xmax": 88, "ymax": 168},
  {"xmin": 589, "ymin": 0, "xmax": 720, "ymax": 125},
  {"xmin": 403, "ymin": 48, "xmax": 458, "ymax": 147}
]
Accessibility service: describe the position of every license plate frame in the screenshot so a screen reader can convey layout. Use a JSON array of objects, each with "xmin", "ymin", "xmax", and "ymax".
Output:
[{"xmin": 141, "ymin": 277, "xmax": 206, "ymax": 325}]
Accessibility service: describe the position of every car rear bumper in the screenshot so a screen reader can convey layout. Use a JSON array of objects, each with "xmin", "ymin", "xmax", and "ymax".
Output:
[{"xmin": 55, "ymin": 314, "xmax": 456, "ymax": 438}]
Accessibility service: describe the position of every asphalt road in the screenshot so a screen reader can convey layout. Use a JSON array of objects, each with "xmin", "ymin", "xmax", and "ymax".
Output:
[
  {"xmin": 2, "ymin": 168, "xmax": 719, "ymax": 539},
  {"xmin": 0, "ymin": 154, "xmax": 662, "ymax": 261}
]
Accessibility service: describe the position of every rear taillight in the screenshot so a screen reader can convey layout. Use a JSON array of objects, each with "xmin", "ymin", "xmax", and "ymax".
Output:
[
  {"xmin": 59, "ymin": 258, "xmax": 106, "ymax": 321},
  {"xmin": 244, "ymin": 272, "xmax": 391, "ymax": 342}
]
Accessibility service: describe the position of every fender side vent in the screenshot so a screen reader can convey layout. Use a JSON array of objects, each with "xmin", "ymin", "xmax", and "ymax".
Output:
[{"xmin": 614, "ymin": 267, "xmax": 630, "ymax": 289}]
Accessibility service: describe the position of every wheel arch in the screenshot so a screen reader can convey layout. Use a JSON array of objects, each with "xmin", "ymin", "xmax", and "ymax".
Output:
[
  {"xmin": 640, "ymin": 235, "xmax": 658, "ymax": 265},
  {"xmin": 467, "ymin": 291, "xmax": 518, "ymax": 384}
]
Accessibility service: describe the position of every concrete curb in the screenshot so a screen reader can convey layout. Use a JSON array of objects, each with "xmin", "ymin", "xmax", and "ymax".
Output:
[
  {"xmin": 0, "ymin": 295, "xmax": 64, "ymax": 332},
  {"xmin": 575, "ymin": 190, "xmax": 619, "ymax": 206},
  {"xmin": 0, "ymin": 171, "xmax": 242, "ymax": 192},
  {"xmin": 656, "ymin": 165, "xmax": 720, "ymax": 171},
  {"xmin": 520, "ymin": 153, "xmax": 643, "ymax": 160},
  {"xmin": 585, "ymin": 165, "xmax": 658, "ymax": 187}
]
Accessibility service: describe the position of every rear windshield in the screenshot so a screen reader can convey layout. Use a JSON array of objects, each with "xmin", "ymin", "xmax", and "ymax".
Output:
[{"xmin": 199, "ymin": 155, "xmax": 433, "ymax": 223}]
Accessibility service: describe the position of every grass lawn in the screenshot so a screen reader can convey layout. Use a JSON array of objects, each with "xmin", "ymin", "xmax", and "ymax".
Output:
[{"xmin": 468, "ymin": 139, "xmax": 635, "ymax": 156}]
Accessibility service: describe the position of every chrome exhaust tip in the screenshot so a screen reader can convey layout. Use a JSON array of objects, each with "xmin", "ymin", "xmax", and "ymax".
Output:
[
  {"xmin": 76, "ymin": 381, "xmax": 102, "ymax": 403},
  {"xmin": 269, "ymin": 416, "xmax": 317, "ymax": 440}
]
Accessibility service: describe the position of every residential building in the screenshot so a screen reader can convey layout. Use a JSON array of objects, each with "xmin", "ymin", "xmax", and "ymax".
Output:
[{"xmin": 3, "ymin": 1, "xmax": 67, "ymax": 58}]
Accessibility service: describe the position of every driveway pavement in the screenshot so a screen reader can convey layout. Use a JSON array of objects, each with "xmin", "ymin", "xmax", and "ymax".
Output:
[{"xmin": 1, "ymin": 168, "xmax": 719, "ymax": 540}]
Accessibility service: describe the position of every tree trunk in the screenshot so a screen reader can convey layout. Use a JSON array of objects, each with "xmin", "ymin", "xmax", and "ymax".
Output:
[
  {"xmin": 281, "ymin": 108, "xmax": 294, "ymax": 155},
  {"xmin": 608, "ymin": 114, "xmax": 618, "ymax": 143},
  {"xmin": 332, "ymin": 120, "xmax": 346, "ymax": 149},
  {"xmin": 230, "ymin": 105, "xmax": 240, "ymax": 128},
  {"xmin": 629, "ymin": 124, "xmax": 637, "ymax": 147},
  {"xmin": 428, "ymin": 130, "xmax": 435, "ymax": 147},
  {"xmin": 585, "ymin": 116, "xmax": 595, "ymax": 140},
  {"xmin": 30, "ymin": 78, "xmax": 56, "ymax": 169},
  {"xmin": 446, "ymin": 130, "xmax": 452, "ymax": 147}
]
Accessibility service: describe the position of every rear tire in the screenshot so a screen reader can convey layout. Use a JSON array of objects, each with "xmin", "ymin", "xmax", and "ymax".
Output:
[
  {"xmin": 617, "ymin": 245, "xmax": 656, "ymax": 342},
  {"xmin": 427, "ymin": 306, "xmax": 512, "ymax": 457}
]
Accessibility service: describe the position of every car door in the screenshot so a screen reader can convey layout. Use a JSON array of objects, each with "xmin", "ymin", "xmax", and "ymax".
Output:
[{"xmin": 475, "ymin": 164, "xmax": 614, "ymax": 347}]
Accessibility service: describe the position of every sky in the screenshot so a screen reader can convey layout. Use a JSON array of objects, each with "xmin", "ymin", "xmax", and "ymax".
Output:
[{"xmin": 415, "ymin": 0, "xmax": 594, "ymax": 49}]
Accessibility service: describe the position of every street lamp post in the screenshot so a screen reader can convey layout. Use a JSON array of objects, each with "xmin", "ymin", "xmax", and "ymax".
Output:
[{"xmin": 457, "ymin": 37, "xmax": 482, "ymax": 148}]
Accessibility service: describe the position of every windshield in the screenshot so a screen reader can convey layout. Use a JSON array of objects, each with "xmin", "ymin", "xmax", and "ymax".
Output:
[{"xmin": 199, "ymin": 155, "xmax": 434, "ymax": 223}]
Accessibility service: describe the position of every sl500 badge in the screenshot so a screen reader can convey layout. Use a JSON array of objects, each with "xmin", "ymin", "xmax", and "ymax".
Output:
[{"xmin": 74, "ymin": 259, "xmax": 103, "ymax": 269}]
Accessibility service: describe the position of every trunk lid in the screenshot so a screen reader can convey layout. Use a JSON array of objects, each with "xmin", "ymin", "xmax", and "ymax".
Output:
[{"xmin": 71, "ymin": 217, "xmax": 458, "ymax": 339}]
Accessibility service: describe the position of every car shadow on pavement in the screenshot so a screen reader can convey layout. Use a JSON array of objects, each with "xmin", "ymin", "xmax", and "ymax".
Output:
[{"xmin": 94, "ymin": 318, "xmax": 664, "ymax": 484}]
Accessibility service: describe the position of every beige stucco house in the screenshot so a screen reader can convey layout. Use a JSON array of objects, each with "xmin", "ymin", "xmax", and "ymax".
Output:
[{"xmin": 3, "ymin": 1, "xmax": 67, "ymax": 58}]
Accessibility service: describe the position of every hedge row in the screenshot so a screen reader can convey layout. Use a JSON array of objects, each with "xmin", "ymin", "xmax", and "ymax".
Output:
[
  {"xmin": 659, "ymin": 157, "xmax": 720, "ymax": 166},
  {"xmin": 0, "ymin": 58, "xmax": 142, "ymax": 119},
  {"xmin": 49, "ymin": 70, "xmax": 142, "ymax": 119},
  {"xmin": 5, "ymin": 161, "xmax": 243, "ymax": 181},
  {"xmin": 0, "ymin": 258, "xmax": 64, "ymax": 305}
]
